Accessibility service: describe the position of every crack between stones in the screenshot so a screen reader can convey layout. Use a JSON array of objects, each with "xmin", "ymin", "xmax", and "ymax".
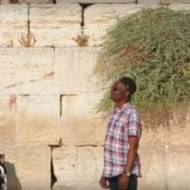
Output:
[
  {"xmin": 79, "ymin": 3, "xmax": 93, "ymax": 35},
  {"xmin": 49, "ymin": 139, "xmax": 62, "ymax": 190},
  {"xmin": 48, "ymin": 139, "xmax": 102, "ymax": 190}
]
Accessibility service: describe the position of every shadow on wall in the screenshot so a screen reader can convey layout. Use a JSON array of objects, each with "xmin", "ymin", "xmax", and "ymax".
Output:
[{"xmin": 4, "ymin": 161, "xmax": 22, "ymax": 190}]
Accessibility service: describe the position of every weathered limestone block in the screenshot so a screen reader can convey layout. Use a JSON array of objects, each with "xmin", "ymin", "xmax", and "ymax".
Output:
[
  {"xmin": 30, "ymin": 4, "xmax": 82, "ymax": 47},
  {"xmin": 0, "ymin": 5, "xmax": 28, "ymax": 47},
  {"xmin": 143, "ymin": 111, "xmax": 190, "ymax": 146},
  {"xmin": 0, "ymin": 144, "xmax": 51, "ymax": 190},
  {"xmin": 169, "ymin": 3, "xmax": 190, "ymax": 11},
  {"xmin": 59, "ymin": 92, "xmax": 106, "ymax": 145},
  {"xmin": 138, "ymin": 0, "xmax": 160, "ymax": 4},
  {"xmin": 0, "ymin": 0, "xmax": 9, "ymax": 3},
  {"xmin": 141, "ymin": 128, "xmax": 167, "ymax": 146},
  {"xmin": 165, "ymin": 146, "xmax": 190, "ymax": 190},
  {"xmin": 0, "ymin": 95, "xmax": 17, "ymax": 145},
  {"xmin": 16, "ymin": 95, "xmax": 60, "ymax": 145},
  {"xmin": 84, "ymin": 4, "xmax": 143, "ymax": 46},
  {"xmin": 57, "ymin": 0, "xmax": 135, "ymax": 3},
  {"xmin": 53, "ymin": 146, "xmax": 103, "ymax": 190},
  {"xmin": 161, "ymin": 0, "xmax": 190, "ymax": 5},
  {"xmin": 19, "ymin": 0, "xmax": 53, "ymax": 3},
  {"xmin": 0, "ymin": 0, "xmax": 53, "ymax": 3},
  {"xmin": 0, "ymin": 48, "xmax": 57, "ymax": 94},
  {"xmin": 55, "ymin": 47, "xmax": 101, "ymax": 92},
  {"xmin": 164, "ymin": 126, "xmax": 190, "ymax": 146},
  {"xmin": 139, "ymin": 146, "xmax": 166, "ymax": 190}
]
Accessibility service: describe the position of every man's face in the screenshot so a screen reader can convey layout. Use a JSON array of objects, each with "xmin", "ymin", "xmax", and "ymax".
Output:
[{"xmin": 111, "ymin": 81, "xmax": 129, "ymax": 102}]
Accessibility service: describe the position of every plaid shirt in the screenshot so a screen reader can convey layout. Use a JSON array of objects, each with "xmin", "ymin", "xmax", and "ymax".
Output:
[{"xmin": 102, "ymin": 103, "xmax": 142, "ymax": 178}]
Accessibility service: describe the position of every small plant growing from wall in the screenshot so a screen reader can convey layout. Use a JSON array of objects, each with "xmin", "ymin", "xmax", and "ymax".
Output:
[
  {"xmin": 95, "ymin": 8, "xmax": 190, "ymax": 128},
  {"xmin": 18, "ymin": 31, "xmax": 36, "ymax": 47},
  {"xmin": 72, "ymin": 34, "xmax": 89, "ymax": 47}
]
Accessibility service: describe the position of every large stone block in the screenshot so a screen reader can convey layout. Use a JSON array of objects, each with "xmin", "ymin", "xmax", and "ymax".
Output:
[
  {"xmin": 53, "ymin": 146, "xmax": 103, "ymax": 190},
  {"xmin": 0, "ymin": 144, "xmax": 51, "ymax": 190},
  {"xmin": 0, "ymin": 48, "xmax": 57, "ymax": 94},
  {"xmin": 138, "ymin": 0, "xmax": 160, "ymax": 4},
  {"xmin": 161, "ymin": 0, "xmax": 190, "ymax": 4},
  {"xmin": 140, "ymin": 109, "xmax": 190, "ymax": 146},
  {"xmin": 84, "ymin": 4, "xmax": 142, "ymax": 46},
  {"xmin": 57, "ymin": 0, "xmax": 135, "ymax": 3},
  {"xmin": 165, "ymin": 147, "xmax": 190, "ymax": 190},
  {"xmin": 0, "ymin": 0, "xmax": 53, "ymax": 3},
  {"xmin": 0, "ymin": 5, "xmax": 28, "ymax": 47},
  {"xmin": 16, "ymin": 95, "xmax": 60, "ymax": 145},
  {"xmin": 19, "ymin": 0, "xmax": 53, "ymax": 3},
  {"xmin": 169, "ymin": 3, "xmax": 190, "ymax": 11},
  {"xmin": 59, "ymin": 92, "xmax": 106, "ymax": 145},
  {"xmin": 0, "ymin": 0, "xmax": 9, "ymax": 3},
  {"xmin": 139, "ymin": 146, "xmax": 167, "ymax": 190},
  {"xmin": 29, "ymin": 4, "xmax": 82, "ymax": 47},
  {"xmin": 164, "ymin": 126, "xmax": 190, "ymax": 146},
  {"xmin": 140, "ymin": 127, "xmax": 167, "ymax": 146},
  {"xmin": 55, "ymin": 47, "xmax": 101, "ymax": 93},
  {"xmin": 0, "ymin": 95, "xmax": 17, "ymax": 145}
]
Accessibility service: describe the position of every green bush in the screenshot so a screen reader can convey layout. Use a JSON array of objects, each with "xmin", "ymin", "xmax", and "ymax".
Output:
[{"xmin": 96, "ymin": 8, "xmax": 190, "ymax": 128}]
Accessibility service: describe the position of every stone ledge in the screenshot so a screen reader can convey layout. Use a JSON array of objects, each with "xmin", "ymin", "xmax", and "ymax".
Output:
[
  {"xmin": 0, "ymin": 0, "xmax": 53, "ymax": 3},
  {"xmin": 161, "ymin": 0, "xmax": 190, "ymax": 5},
  {"xmin": 57, "ymin": 0, "xmax": 136, "ymax": 3},
  {"xmin": 169, "ymin": 3, "xmax": 190, "ymax": 11}
]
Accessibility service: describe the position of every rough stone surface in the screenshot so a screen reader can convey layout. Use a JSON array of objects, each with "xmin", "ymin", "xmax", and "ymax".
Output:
[
  {"xmin": 57, "ymin": 0, "xmax": 135, "ymax": 3},
  {"xmin": 30, "ymin": 4, "xmax": 82, "ymax": 47},
  {"xmin": 0, "ymin": 0, "xmax": 9, "ymax": 3},
  {"xmin": 0, "ymin": 145, "xmax": 51, "ymax": 190},
  {"xmin": 139, "ymin": 146, "xmax": 166, "ymax": 190},
  {"xmin": 169, "ymin": 3, "xmax": 190, "ymax": 11},
  {"xmin": 141, "ymin": 113, "xmax": 190, "ymax": 146},
  {"xmin": 52, "ymin": 145, "xmax": 190, "ymax": 190},
  {"xmin": 166, "ymin": 147, "xmax": 190, "ymax": 190},
  {"xmin": 0, "ymin": 48, "xmax": 57, "ymax": 95},
  {"xmin": 161, "ymin": 0, "xmax": 190, "ymax": 4},
  {"xmin": 0, "ymin": 5, "xmax": 28, "ymax": 47},
  {"xmin": 59, "ymin": 92, "xmax": 106, "ymax": 145},
  {"xmin": 0, "ymin": 0, "xmax": 53, "ymax": 3},
  {"xmin": 138, "ymin": 0, "xmax": 160, "ymax": 4},
  {"xmin": 0, "ymin": 95, "xmax": 17, "ymax": 145},
  {"xmin": 84, "ymin": 4, "xmax": 143, "ymax": 46},
  {"xmin": 16, "ymin": 95, "xmax": 60, "ymax": 145},
  {"xmin": 53, "ymin": 146, "xmax": 103, "ymax": 190},
  {"xmin": 19, "ymin": 0, "xmax": 53, "ymax": 3},
  {"xmin": 55, "ymin": 47, "xmax": 101, "ymax": 93}
]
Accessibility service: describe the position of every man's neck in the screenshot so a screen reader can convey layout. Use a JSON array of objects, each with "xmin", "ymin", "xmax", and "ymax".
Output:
[{"xmin": 115, "ymin": 100, "xmax": 128, "ymax": 108}]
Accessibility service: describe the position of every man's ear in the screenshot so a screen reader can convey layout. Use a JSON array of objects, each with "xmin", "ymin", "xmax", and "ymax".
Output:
[{"xmin": 125, "ymin": 89, "xmax": 130, "ymax": 98}]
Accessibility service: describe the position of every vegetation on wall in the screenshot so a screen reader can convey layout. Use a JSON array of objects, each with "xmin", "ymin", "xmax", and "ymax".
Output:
[
  {"xmin": 95, "ymin": 8, "xmax": 190, "ymax": 128},
  {"xmin": 18, "ymin": 31, "xmax": 36, "ymax": 47}
]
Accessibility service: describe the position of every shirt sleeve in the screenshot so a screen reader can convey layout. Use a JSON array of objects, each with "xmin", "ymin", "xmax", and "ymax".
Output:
[{"xmin": 127, "ymin": 110, "xmax": 142, "ymax": 137}]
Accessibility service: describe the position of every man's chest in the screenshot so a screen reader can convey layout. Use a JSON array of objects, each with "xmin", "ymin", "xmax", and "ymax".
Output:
[{"xmin": 106, "ymin": 112, "xmax": 129, "ymax": 140}]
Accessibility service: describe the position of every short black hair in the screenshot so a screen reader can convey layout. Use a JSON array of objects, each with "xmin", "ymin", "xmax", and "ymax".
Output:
[{"xmin": 119, "ymin": 77, "xmax": 137, "ymax": 95}]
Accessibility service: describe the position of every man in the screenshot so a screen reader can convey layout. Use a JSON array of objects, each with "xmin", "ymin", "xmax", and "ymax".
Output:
[
  {"xmin": 99, "ymin": 77, "xmax": 142, "ymax": 190},
  {"xmin": 0, "ymin": 154, "xmax": 7, "ymax": 190}
]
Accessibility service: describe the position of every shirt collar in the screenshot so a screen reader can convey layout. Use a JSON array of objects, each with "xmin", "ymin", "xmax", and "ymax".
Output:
[{"xmin": 114, "ymin": 102, "xmax": 129, "ymax": 112}]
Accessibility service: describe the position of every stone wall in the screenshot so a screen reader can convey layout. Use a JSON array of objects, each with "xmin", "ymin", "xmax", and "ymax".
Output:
[{"xmin": 0, "ymin": 1, "xmax": 190, "ymax": 190}]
